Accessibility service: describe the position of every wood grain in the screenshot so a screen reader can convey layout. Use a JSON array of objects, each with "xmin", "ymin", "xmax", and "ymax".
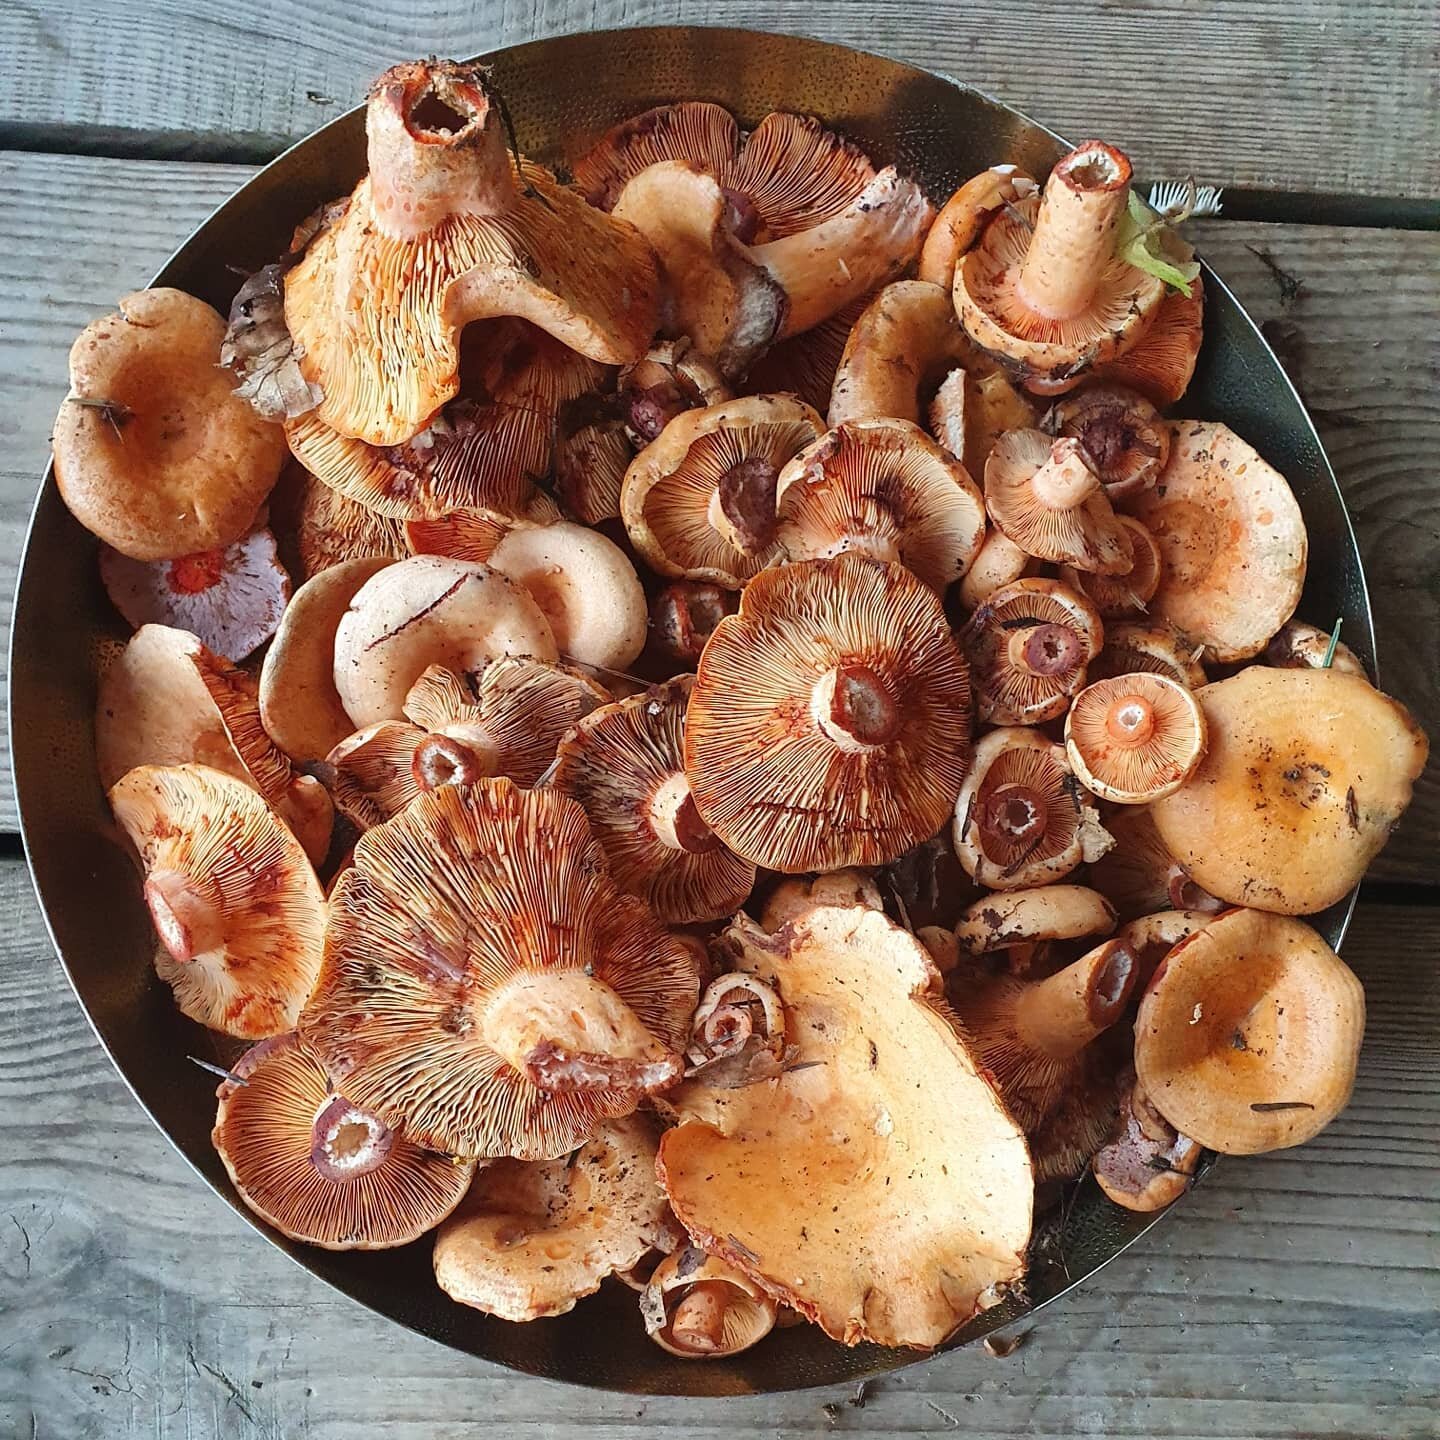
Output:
[
  {"xmin": 0, "ymin": 858, "xmax": 1435, "ymax": 1437},
  {"xmin": 2, "ymin": 1, "xmax": 1438, "ymax": 199}
]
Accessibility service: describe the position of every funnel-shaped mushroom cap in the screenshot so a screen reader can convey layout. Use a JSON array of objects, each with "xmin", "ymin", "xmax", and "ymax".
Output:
[
  {"xmin": 918, "ymin": 165, "xmax": 1038, "ymax": 290},
  {"xmin": 641, "ymin": 1246, "xmax": 778, "ymax": 1358},
  {"xmin": 954, "ymin": 143, "xmax": 1164, "ymax": 391},
  {"xmin": 53, "ymin": 288, "xmax": 287, "ymax": 560},
  {"xmin": 260, "ymin": 557, "xmax": 394, "ymax": 763},
  {"xmin": 1094, "ymin": 274, "xmax": 1204, "ymax": 407},
  {"xmin": 1135, "ymin": 909, "xmax": 1365, "ymax": 1153},
  {"xmin": 658, "ymin": 908, "xmax": 1032, "ymax": 1349},
  {"xmin": 962, "ymin": 577, "xmax": 1103, "ymax": 725},
  {"xmin": 1088, "ymin": 620, "xmax": 1207, "ymax": 689},
  {"xmin": 434, "ymin": 1114, "xmax": 672, "ymax": 1319},
  {"xmin": 213, "ymin": 1032, "xmax": 475, "ymax": 1248},
  {"xmin": 1086, "ymin": 805, "xmax": 1180, "ymax": 920},
  {"xmin": 1044, "ymin": 384, "xmax": 1170, "ymax": 500},
  {"xmin": 286, "ymin": 320, "xmax": 594, "ymax": 522},
  {"xmin": 332, "ymin": 556, "xmax": 557, "ymax": 726},
  {"xmin": 1066, "ymin": 673, "xmax": 1208, "ymax": 804},
  {"xmin": 284, "ymin": 60, "xmax": 661, "ymax": 446},
  {"xmin": 553, "ymin": 677, "xmax": 756, "ymax": 925},
  {"xmin": 622, "ymin": 395, "xmax": 826, "ymax": 588},
  {"xmin": 110, "ymin": 765, "xmax": 326, "ymax": 1037},
  {"xmin": 952, "ymin": 885, "xmax": 1117, "ymax": 956},
  {"xmin": 775, "ymin": 419, "xmax": 986, "ymax": 591},
  {"xmin": 100, "ymin": 526, "xmax": 290, "ymax": 662},
  {"xmin": 1128, "ymin": 422, "xmax": 1307, "ymax": 662},
  {"xmin": 1091, "ymin": 1071, "xmax": 1202, "ymax": 1213},
  {"xmin": 985, "ymin": 429, "xmax": 1131, "ymax": 573},
  {"xmin": 686, "ymin": 554, "xmax": 972, "ymax": 873},
  {"xmin": 953, "ymin": 728, "xmax": 1112, "ymax": 890},
  {"xmin": 1060, "ymin": 515, "xmax": 1162, "ymax": 619},
  {"xmin": 745, "ymin": 292, "xmax": 873, "ymax": 414},
  {"xmin": 1265, "ymin": 619, "xmax": 1366, "ymax": 678},
  {"xmin": 302, "ymin": 780, "xmax": 700, "ymax": 1159},
  {"xmin": 827, "ymin": 281, "xmax": 975, "ymax": 427},
  {"xmin": 1150, "ymin": 667, "xmax": 1427, "ymax": 913},
  {"xmin": 290, "ymin": 470, "xmax": 409, "ymax": 581}
]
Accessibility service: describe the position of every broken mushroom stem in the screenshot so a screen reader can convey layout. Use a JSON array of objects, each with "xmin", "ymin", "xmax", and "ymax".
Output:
[
  {"xmin": 649, "ymin": 581, "xmax": 737, "ymax": 667},
  {"xmin": 410, "ymin": 730, "xmax": 496, "ymax": 791},
  {"xmin": 1029, "ymin": 437, "xmax": 1103, "ymax": 510},
  {"xmin": 309, "ymin": 1094, "xmax": 397, "ymax": 1181},
  {"xmin": 143, "ymin": 868, "xmax": 224, "ymax": 963},
  {"xmin": 1166, "ymin": 864, "xmax": 1226, "ymax": 913},
  {"xmin": 810, "ymin": 662, "xmax": 901, "ymax": 751},
  {"xmin": 649, "ymin": 772, "xmax": 722, "ymax": 854},
  {"xmin": 687, "ymin": 972, "xmax": 786, "ymax": 1067},
  {"xmin": 1011, "ymin": 939, "xmax": 1137, "ymax": 1060},
  {"xmin": 706, "ymin": 458, "xmax": 781, "ymax": 555},
  {"xmin": 1007, "ymin": 620, "xmax": 1087, "ymax": 679},
  {"xmin": 1018, "ymin": 141, "xmax": 1133, "ymax": 321}
]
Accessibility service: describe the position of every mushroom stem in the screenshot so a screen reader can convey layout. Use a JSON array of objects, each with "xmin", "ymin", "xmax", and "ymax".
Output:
[
  {"xmin": 309, "ymin": 1094, "xmax": 397, "ymax": 1181},
  {"xmin": 1011, "ymin": 940, "xmax": 1136, "ymax": 1061},
  {"xmin": 483, "ymin": 968, "xmax": 683, "ymax": 1094},
  {"xmin": 1017, "ymin": 142, "xmax": 1133, "ymax": 321},
  {"xmin": 1007, "ymin": 621, "xmax": 1086, "ymax": 679},
  {"xmin": 650, "ymin": 772, "xmax": 722, "ymax": 854},
  {"xmin": 810, "ymin": 663, "xmax": 901, "ymax": 751},
  {"xmin": 707, "ymin": 459, "xmax": 780, "ymax": 556},
  {"xmin": 669, "ymin": 1281, "xmax": 732, "ymax": 1353},
  {"xmin": 367, "ymin": 61, "xmax": 516, "ymax": 241},
  {"xmin": 1029, "ymin": 438, "xmax": 1102, "ymax": 510},
  {"xmin": 143, "ymin": 869, "xmax": 224, "ymax": 963},
  {"xmin": 411, "ymin": 731, "xmax": 496, "ymax": 791}
]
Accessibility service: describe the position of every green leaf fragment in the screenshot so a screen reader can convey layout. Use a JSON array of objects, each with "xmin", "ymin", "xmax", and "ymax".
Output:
[
  {"xmin": 1114, "ymin": 192, "xmax": 1202, "ymax": 296},
  {"xmin": 1321, "ymin": 616, "xmax": 1343, "ymax": 668}
]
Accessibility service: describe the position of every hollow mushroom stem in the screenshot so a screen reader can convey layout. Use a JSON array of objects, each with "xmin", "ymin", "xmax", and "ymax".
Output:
[
  {"xmin": 411, "ymin": 730, "xmax": 496, "ymax": 791},
  {"xmin": 1011, "ymin": 939, "xmax": 1136, "ymax": 1060},
  {"xmin": 1017, "ymin": 142, "xmax": 1133, "ymax": 321},
  {"xmin": 309, "ymin": 1094, "xmax": 397, "ymax": 1181},
  {"xmin": 143, "ymin": 869, "xmax": 224, "ymax": 963},
  {"xmin": 483, "ymin": 968, "xmax": 683, "ymax": 1094},
  {"xmin": 1007, "ymin": 621, "xmax": 1087, "ymax": 679},
  {"xmin": 669, "ymin": 1281, "xmax": 733, "ymax": 1353},
  {"xmin": 649, "ymin": 772, "xmax": 723, "ymax": 854},
  {"xmin": 810, "ymin": 663, "xmax": 902, "ymax": 752},
  {"xmin": 1030, "ymin": 438, "xmax": 1103, "ymax": 510}
]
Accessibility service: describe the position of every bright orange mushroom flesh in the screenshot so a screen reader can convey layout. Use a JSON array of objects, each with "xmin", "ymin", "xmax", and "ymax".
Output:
[{"xmin": 1065, "ymin": 673, "xmax": 1207, "ymax": 804}]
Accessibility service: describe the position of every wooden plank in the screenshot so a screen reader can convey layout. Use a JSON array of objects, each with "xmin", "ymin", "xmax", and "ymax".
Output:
[
  {"xmin": 2, "ymin": 1, "xmax": 1438, "ymax": 199},
  {"xmin": 0, "ymin": 151, "xmax": 1435, "ymax": 880},
  {"xmin": 1, "ymin": 859, "xmax": 1436, "ymax": 1437}
]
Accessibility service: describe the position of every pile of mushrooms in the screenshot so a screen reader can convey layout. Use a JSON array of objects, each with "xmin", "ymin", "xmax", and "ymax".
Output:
[{"xmin": 59, "ymin": 58, "xmax": 1429, "ymax": 1360}]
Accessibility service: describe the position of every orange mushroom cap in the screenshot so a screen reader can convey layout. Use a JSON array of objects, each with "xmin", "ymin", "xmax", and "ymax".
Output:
[
  {"xmin": 1265, "ymin": 619, "xmax": 1366, "ymax": 678},
  {"xmin": 641, "ymin": 1247, "xmax": 779, "ymax": 1358},
  {"xmin": 918, "ymin": 164, "xmax": 1038, "ymax": 291},
  {"xmin": 1043, "ymin": 384, "xmax": 1171, "ymax": 500},
  {"xmin": 1065, "ymin": 672, "xmax": 1208, "ymax": 804},
  {"xmin": 1093, "ymin": 272, "xmax": 1204, "ymax": 407},
  {"xmin": 1087, "ymin": 620, "xmax": 1208, "ymax": 689}
]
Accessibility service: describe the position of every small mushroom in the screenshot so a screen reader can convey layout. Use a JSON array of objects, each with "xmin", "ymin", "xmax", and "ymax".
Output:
[
  {"xmin": 331, "ymin": 556, "xmax": 557, "ymax": 726},
  {"xmin": 1265, "ymin": 619, "xmax": 1366, "ymax": 678},
  {"xmin": 658, "ymin": 908, "xmax": 1033, "ymax": 1349},
  {"xmin": 52, "ymin": 288, "xmax": 287, "ymax": 560},
  {"xmin": 552, "ymin": 677, "xmax": 756, "ymax": 925},
  {"xmin": 952, "ymin": 885, "xmax": 1117, "ymax": 957},
  {"xmin": 1091, "ymin": 1070, "xmax": 1202, "ymax": 1212},
  {"xmin": 774, "ymin": 419, "xmax": 985, "ymax": 590},
  {"xmin": 948, "ymin": 936, "xmax": 1137, "ymax": 1181},
  {"xmin": 935, "ymin": 369, "xmax": 1040, "ymax": 481},
  {"xmin": 826, "ymin": 281, "xmax": 974, "ymax": 427},
  {"xmin": 1127, "ymin": 421, "xmax": 1307, "ymax": 661},
  {"xmin": 290, "ymin": 471, "xmax": 408, "ymax": 581},
  {"xmin": 961, "ymin": 577, "xmax": 1103, "ymax": 725},
  {"xmin": 958, "ymin": 529, "xmax": 1036, "ymax": 612},
  {"xmin": 953, "ymin": 728, "xmax": 1112, "ymax": 890},
  {"xmin": 1134, "ymin": 908, "xmax": 1365, "ymax": 1153},
  {"xmin": 284, "ymin": 60, "xmax": 661, "ymax": 444},
  {"xmin": 259, "ymin": 557, "xmax": 394, "ymax": 763},
  {"xmin": 554, "ymin": 388, "xmax": 632, "ymax": 525},
  {"xmin": 760, "ymin": 870, "xmax": 883, "ymax": 932},
  {"xmin": 641, "ymin": 1247, "xmax": 778, "ymax": 1358},
  {"xmin": 686, "ymin": 555, "xmax": 971, "ymax": 872},
  {"xmin": 954, "ymin": 141, "xmax": 1165, "ymax": 393},
  {"xmin": 1150, "ymin": 667, "xmax": 1428, "ymax": 913},
  {"xmin": 619, "ymin": 340, "xmax": 732, "ymax": 448},
  {"xmin": 1043, "ymin": 384, "xmax": 1171, "ymax": 500},
  {"xmin": 433, "ymin": 1115, "xmax": 673, "ymax": 1318},
  {"xmin": 1060, "ymin": 515, "xmax": 1162, "ymax": 619},
  {"xmin": 1115, "ymin": 908, "xmax": 1213, "ymax": 991},
  {"xmin": 100, "ymin": 526, "xmax": 291, "ymax": 661},
  {"xmin": 744, "ymin": 292, "xmax": 874, "ymax": 413},
  {"xmin": 985, "ymin": 430, "xmax": 1131, "ymax": 573},
  {"xmin": 918, "ymin": 164, "xmax": 1038, "ymax": 291},
  {"xmin": 621, "ymin": 395, "xmax": 826, "ymax": 588},
  {"xmin": 109, "ymin": 764, "xmax": 326, "ymax": 1037},
  {"xmin": 301, "ymin": 780, "xmax": 700, "ymax": 1158},
  {"xmin": 212, "ymin": 1032, "xmax": 475, "ymax": 1248},
  {"xmin": 1093, "ymin": 273, "xmax": 1204, "ymax": 407},
  {"xmin": 1088, "ymin": 620, "xmax": 1208, "ymax": 689},
  {"xmin": 647, "ymin": 582, "xmax": 738, "ymax": 670},
  {"xmin": 1065, "ymin": 673, "xmax": 1208, "ymax": 804},
  {"xmin": 485, "ymin": 521, "xmax": 648, "ymax": 671}
]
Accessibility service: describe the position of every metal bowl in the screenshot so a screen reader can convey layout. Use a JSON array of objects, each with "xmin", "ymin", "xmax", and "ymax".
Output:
[{"xmin": 10, "ymin": 25, "xmax": 1372, "ymax": 1397}]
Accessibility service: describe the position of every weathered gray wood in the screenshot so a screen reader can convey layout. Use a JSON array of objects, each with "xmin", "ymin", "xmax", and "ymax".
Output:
[
  {"xmin": 2, "ymin": 0, "xmax": 1437, "ymax": 199},
  {"xmin": 1, "ymin": 856, "xmax": 1435, "ymax": 1437}
]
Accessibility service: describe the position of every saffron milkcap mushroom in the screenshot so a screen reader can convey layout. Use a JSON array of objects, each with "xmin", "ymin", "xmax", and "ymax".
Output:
[
  {"xmin": 1093, "ymin": 271, "xmax": 1204, "ymax": 407},
  {"xmin": 985, "ymin": 429, "xmax": 1131, "ymax": 573},
  {"xmin": 936, "ymin": 369, "xmax": 1040, "ymax": 482},
  {"xmin": 1128, "ymin": 421, "xmax": 1307, "ymax": 661},
  {"xmin": 284, "ymin": 59, "xmax": 661, "ymax": 445},
  {"xmin": 1091, "ymin": 1070, "xmax": 1202, "ymax": 1212},
  {"xmin": 622, "ymin": 395, "xmax": 826, "ymax": 588},
  {"xmin": 290, "ymin": 470, "xmax": 408, "ymax": 580},
  {"xmin": 332, "ymin": 555, "xmax": 557, "ymax": 726},
  {"xmin": 212, "ymin": 1032, "xmax": 475, "ymax": 1248},
  {"xmin": 1086, "ymin": 805, "xmax": 1181, "ymax": 920},
  {"xmin": 948, "ymin": 936, "xmax": 1137, "ymax": 1181},
  {"xmin": 301, "ymin": 780, "xmax": 700, "ymax": 1159},
  {"xmin": 953, "ymin": 728, "xmax": 1112, "ymax": 890},
  {"xmin": 954, "ymin": 141, "xmax": 1165, "ymax": 393},
  {"xmin": 918, "ymin": 164, "xmax": 1038, "ymax": 291},
  {"xmin": 1265, "ymin": 619, "xmax": 1366, "ymax": 678},
  {"xmin": 52, "ymin": 288, "xmax": 288, "ymax": 560},
  {"xmin": 641, "ymin": 1247, "xmax": 778, "ymax": 1358},
  {"xmin": 485, "ymin": 521, "xmax": 648, "ymax": 672},
  {"xmin": 647, "ymin": 582, "xmax": 738, "ymax": 670},
  {"xmin": 554, "ymin": 387, "xmax": 632, "ymax": 525},
  {"xmin": 962, "ymin": 577, "xmax": 1103, "ymax": 725},
  {"xmin": 686, "ymin": 554, "xmax": 972, "ymax": 872},
  {"xmin": 745, "ymin": 292, "xmax": 873, "ymax": 414},
  {"xmin": 552, "ymin": 677, "xmax": 756, "ymax": 925},
  {"xmin": 619, "ymin": 340, "xmax": 732, "ymax": 448},
  {"xmin": 1150, "ymin": 667, "xmax": 1428, "ymax": 913},
  {"xmin": 1134, "ymin": 908, "xmax": 1365, "ymax": 1153},
  {"xmin": 1060, "ymin": 515, "xmax": 1162, "ymax": 619},
  {"xmin": 402, "ymin": 509, "xmax": 515, "ymax": 567},
  {"xmin": 1115, "ymin": 908, "xmax": 1213, "ymax": 991},
  {"xmin": 658, "ymin": 907, "xmax": 1033, "ymax": 1349},
  {"xmin": 433, "ymin": 1115, "xmax": 673, "ymax": 1319},
  {"xmin": 826, "ymin": 281, "xmax": 974, "ymax": 427},
  {"xmin": 1065, "ymin": 673, "xmax": 1208, "ymax": 804},
  {"xmin": 1044, "ymin": 384, "xmax": 1171, "ymax": 500},
  {"xmin": 958, "ymin": 528, "xmax": 1035, "ymax": 611},
  {"xmin": 952, "ymin": 884, "xmax": 1117, "ymax": 957},
  {"xmin": 774, "ymin": 419, "xmax": 986, "ymax": 590},
  {"xmin": 760, "ymin": 870, "xmax": 883, "ymax": 932},
  {"xmin": 100, "ymin": 525, "xmax": 291, "ymax": 662},
  {"xmin": 109, "ymin": 764, "xmax": 326, "ymax": 1037},
  {"xmin": 1088, "ymin": 620, "xmax": 1207, "ymax": 689}
]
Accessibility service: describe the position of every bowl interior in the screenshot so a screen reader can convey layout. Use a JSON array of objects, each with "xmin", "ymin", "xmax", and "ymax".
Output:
[{"xmin": 9, "ymin": 25, "xmax": 1371, "ymax": 1397}]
